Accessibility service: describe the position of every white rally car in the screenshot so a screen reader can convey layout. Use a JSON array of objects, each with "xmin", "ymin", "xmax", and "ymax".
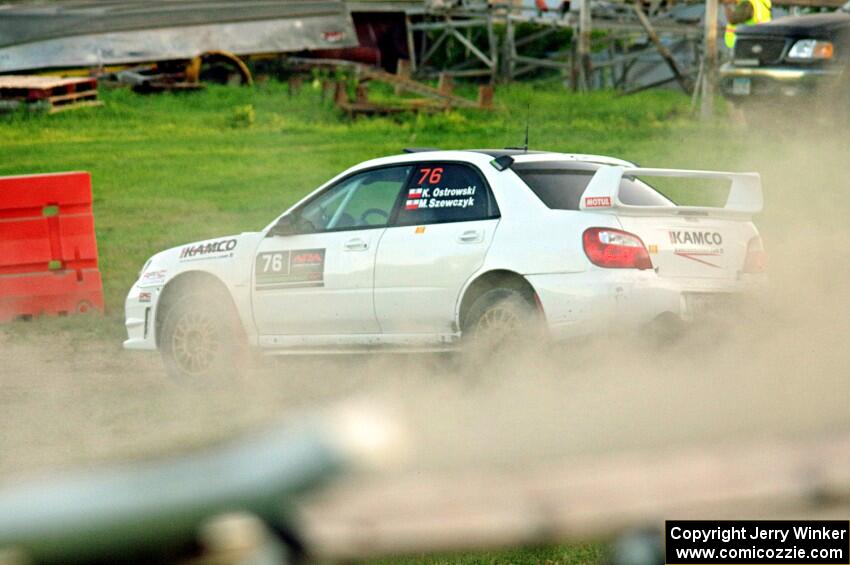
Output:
[{"xmin": 125, "ymin": 150, "xmax": 766, "ymax": 378}]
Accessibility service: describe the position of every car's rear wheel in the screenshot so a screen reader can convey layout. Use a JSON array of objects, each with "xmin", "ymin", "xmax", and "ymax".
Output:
[
  {"xmin": 160, "ymin": 293, "xmax": 246, "ymax": 381},
  {"xmin": 462, "ymin": 287, "xmax": 544, "ymax": 355}
]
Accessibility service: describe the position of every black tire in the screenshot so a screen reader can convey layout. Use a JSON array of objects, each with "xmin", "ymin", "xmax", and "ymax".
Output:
[
  {"xmin": 462, "ymin": 287, "xmax": 543, "ymax": 353},
  {"xmin": 160, "ymin": 292, "xmax": 246, "ymax": 381}
]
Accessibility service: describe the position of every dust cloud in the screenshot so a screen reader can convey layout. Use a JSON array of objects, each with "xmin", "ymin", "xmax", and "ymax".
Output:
[{"xmin": 0, "ymin": 120, "xmax": 848, "ymax": 484}]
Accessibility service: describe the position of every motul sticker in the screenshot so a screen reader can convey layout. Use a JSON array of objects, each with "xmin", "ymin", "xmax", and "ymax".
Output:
[
  {"xmin": 322, "ymin": 31, "xmax": 346, "ymax": 43},
  {"xmin": 584, "ymin": 196, "xmax": 612, "ymax": 208},
  {"xmin": 255, "ymin": 248, "xmax": 325, "ymax": 289}
]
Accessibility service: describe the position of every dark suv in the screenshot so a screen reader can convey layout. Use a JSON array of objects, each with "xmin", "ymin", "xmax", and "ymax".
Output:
[{"xmin": 720, "ymin": 2, "xmax": 850, "ymax": 99}]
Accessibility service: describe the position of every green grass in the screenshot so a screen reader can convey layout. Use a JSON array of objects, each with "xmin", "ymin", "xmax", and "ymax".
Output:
[{"xmin": 369, "ymin": 542, "xmax": 607, "ymax": 564}]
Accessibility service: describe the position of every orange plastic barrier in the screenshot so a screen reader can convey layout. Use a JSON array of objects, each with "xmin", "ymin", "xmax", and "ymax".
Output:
[{"xmin": 0, "ymin": 172, "xmax": 104, "ymax": 322}]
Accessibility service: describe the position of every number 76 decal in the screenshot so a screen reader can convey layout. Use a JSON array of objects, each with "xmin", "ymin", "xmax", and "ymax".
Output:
[{"xmin": 417, "ymin": 167, "xmax": 444, "ymax": 185}]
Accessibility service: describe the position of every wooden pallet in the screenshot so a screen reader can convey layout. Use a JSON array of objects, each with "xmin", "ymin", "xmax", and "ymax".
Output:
[
  {"xmin": 358, "ymin": 67, "xmax": 480, "ymax": 109},
  {"xmin": 0, "ymin": 75, "xmax": 102, "ymax": 113}
]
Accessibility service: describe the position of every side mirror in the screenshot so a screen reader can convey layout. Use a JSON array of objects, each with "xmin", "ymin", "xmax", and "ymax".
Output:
[{"xmin": 269, "ymin": 215, "xmax": 296, "ymax": 237}]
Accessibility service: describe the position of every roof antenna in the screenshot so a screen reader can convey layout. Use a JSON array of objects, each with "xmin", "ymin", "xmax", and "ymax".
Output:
[
  {"xmin": 523, "ymin": 102, "xmax": 530, "ymax": 152},
  {"xmin": 505, "ymin": 102, "xmax": 531, "ymax": 152}
]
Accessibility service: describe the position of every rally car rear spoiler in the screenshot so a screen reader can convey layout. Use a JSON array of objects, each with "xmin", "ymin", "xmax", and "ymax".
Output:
[{"xmin": 579, "ymin": 166, "xmax": 763, "ymax": 218}]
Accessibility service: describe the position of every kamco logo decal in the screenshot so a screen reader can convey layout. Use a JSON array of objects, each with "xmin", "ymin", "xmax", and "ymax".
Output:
[
  {"xmin": 669, "ymin": 231, "xmax": 723, "ymax": 246},
  {"xmin": 180, "ymin": 238, "xmax": 237, "ymax": 259},
  {"xmin": 669, "ymin": 231, "xmax": 724, "ymax": 268}
]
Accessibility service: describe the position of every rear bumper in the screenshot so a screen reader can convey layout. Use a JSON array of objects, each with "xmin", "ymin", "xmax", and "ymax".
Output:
[
  {"xmin": 719, "ymin": 63, "xmax": 841, "ymax": 98},
  {"xmin": 527, "ymin": 270, "xmax": 764, "ymax": 340}
]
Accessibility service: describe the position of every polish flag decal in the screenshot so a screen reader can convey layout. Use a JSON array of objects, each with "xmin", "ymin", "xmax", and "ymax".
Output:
[{"xmin": 406, "ymin": 188, "xmax": 425, "ymax": 210}]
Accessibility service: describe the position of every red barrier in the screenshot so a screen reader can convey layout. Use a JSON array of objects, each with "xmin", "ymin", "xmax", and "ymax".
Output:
[{"xmin": 0, "ymin": 172, "xmax": 104, "ymax": 322}]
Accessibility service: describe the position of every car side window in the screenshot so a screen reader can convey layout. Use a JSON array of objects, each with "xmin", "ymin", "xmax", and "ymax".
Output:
[
  {"xmin": 295, "ymin": 165, "xmax": 412, "ymax": 233},
  {"xmin": 394, "ymin": 162, "xmax": 498, "ymax": 226}
]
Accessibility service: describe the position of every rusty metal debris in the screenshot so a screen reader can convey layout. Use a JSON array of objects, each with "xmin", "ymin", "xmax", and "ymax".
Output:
[
  {"xmin": 99, "ymin": 50, "xmax": 254, "ymax": 94},
  {"xmin": 288, "ymin": 57, "xmax": 492, "ymax": 117}
]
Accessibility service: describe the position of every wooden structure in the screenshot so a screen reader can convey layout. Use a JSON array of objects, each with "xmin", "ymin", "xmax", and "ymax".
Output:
[
  {"xmin": 356, "ymin": 0, "xmax": 844, "ymax": 95},
  {"xmin": 382, "ymin": 0, "xmax": 705, "ymax": 92},
  {"xmin": 409, "ymin": 1, "xmax": 500, "ymax": 80},
  {"xmin": 500, "ymin": 1, "xmax": 704, "ymax": 92},
  {"xmin": 0, "ymin": 76, "xmax": 101, "ymax": 113}
]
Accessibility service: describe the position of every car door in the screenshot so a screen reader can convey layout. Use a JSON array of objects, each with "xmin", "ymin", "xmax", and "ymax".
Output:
[
  {"xmin": 374, "ymin": 162, "xmax": 501, "ymax": 336},
  {"xmin": 252, "ymin": 165, "xmax": 413, "ymax": 341}
]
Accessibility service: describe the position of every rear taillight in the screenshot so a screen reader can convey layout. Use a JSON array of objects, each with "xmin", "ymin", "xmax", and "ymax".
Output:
[
  {"xmin": 743, "ymin": 235, "xmax": 767, "ymax": 274},
  {"xmin": 582, "ymin": 227, "xmax": 653, "ymax": 270}
]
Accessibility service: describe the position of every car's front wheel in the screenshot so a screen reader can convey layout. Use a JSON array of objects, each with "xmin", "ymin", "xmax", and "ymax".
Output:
[{"xmin": 160, "ymin": 293, "xmax": 246, "ymax": 381}]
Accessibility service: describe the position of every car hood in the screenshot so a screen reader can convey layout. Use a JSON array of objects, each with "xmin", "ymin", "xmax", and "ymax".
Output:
[{"xmin": 739, "ymin": 12, "xmax": 850, "ymax": 39}]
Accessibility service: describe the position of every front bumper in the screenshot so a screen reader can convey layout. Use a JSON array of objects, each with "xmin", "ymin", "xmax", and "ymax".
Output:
[
  {"xmin": 719, "ymin": 62, "xmax": 841, "ymax": 98},
  {"xmin": 123, "ymin": 283, "xmax": 159, "ymax": 351}
]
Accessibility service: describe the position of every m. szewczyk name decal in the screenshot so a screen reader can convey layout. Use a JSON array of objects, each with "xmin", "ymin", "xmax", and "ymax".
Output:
[
  {"xmin": 406, "ymin": 185, "xmax": 477, "ymax": 210},
  {"xmin": 255, "ymin": 249, "xmax": 325, "ymax": 289},
  {"xmin": 179, "ymin": 238, "xmax": 238, "ymax": 260}
]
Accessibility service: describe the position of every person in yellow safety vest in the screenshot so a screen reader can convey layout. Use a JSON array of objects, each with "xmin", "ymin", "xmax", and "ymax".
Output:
[{"xmin": 724, "ymin": 0, "xmax": 772, "ymax": 48}]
